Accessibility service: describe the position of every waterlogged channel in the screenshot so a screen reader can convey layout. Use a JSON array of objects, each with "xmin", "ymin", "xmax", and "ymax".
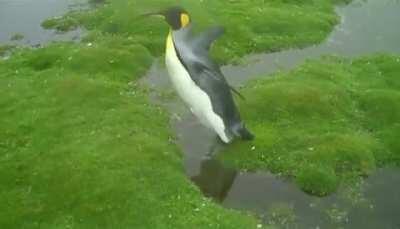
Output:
[
  {"xmin": 144, "ymin": 0, "xmax": 400, "ymax": 228},
  {"xmin": 1, "ymin": 0, "xmax": 399, "ymax": 227},
  {"xmin": 0, "ymin": 0, "xmax": 87, "ymax": 45}
]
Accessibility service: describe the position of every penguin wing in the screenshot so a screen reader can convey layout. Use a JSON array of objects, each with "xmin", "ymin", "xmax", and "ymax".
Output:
[
  {"xmin": 193, "ymin": 26, "xmax": 225, "ymax": 51},
  {"xmin": 189, "ymin": 60, "xmax": 245, "ymax": 100},
  {"xmin": 189, "ymin": 61, "xmax": 241, "ymax": 122},
  {"xmin": 190, "ymin": 27, "xmax": 245, "ymax": 100}
]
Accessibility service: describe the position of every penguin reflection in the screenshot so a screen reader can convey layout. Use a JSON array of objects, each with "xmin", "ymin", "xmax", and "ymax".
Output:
[{"xmin": 191, "ymin": 158, "xmax": 237, "ymax": 202}]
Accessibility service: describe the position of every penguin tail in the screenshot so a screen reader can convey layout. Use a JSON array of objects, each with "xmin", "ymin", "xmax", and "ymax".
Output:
[{"xmin": 231, "ymin": 122, "xmax": 255, "ymax": 141}]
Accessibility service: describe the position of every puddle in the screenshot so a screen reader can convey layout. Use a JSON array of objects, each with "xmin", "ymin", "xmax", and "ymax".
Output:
[
  {"xmin": 144, "ymin": 0, "xmax": 400, "ymax": 228},
  {"xmin": 1, "ymin": 0, "xmax": 398, "ymax": 227},
  {"xmin": 223, "ymin": 0, "xmax": 400, "ymax": 85},
  {"xmin": 0, "ymin": 0, "xmax": 88, "ymax": 46},
  {"xmin": 221, "ymin": 167, "xmax": 400, "ymax": 228}
]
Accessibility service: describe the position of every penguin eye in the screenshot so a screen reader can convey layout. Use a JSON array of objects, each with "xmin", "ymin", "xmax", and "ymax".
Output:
[{"xmin": 180, "ymin": 13, "xmax": 190, "ymax": 27}]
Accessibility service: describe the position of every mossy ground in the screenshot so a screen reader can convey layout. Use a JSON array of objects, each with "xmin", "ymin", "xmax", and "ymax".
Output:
[
  {"xmin": 220, "ymin": 55, "xmax": 400, "ymax": 196},
  {"xmin": 0, "ymin": 38, "xmax": 260, "ymax": 228},
  {"xmin": 1, "ymin": 0, "xmax": 367, "ymax": 227},
  {"xmin": 42, "ymin": 0, "xmax": 343, "ymax": 62}
]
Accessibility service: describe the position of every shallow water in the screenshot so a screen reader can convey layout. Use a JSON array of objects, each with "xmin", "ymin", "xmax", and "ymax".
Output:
[
  {"xmin": 144, "ymin": 0, "xmax": 400, "ymax": 227},
  {"xmin": 0, "ymin": 0, "xmax": 87, "ymax": 45},
  {"xmin": 1, "ymin": 0, "xmax": 399, "ymax": 227}
]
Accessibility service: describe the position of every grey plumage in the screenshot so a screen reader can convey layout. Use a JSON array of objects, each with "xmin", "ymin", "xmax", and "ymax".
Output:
[{"xmin": 172, "ymin": 25, "xmax": 254, "ymax": 141}]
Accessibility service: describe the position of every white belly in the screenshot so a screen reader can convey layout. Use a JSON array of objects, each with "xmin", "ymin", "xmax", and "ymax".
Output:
[{"xmin": 165, "ymin": 34, "xmax": 230, "ymax": 143}]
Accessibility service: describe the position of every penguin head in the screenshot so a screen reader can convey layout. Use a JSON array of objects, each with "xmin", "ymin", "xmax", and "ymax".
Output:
[
  {"xmin": 142, "ymin": 6, "xmax": 191, "ymax": 30},
  {"xmin": 161, "ymin": 6, "xmax": 191, "ymax": 30}
]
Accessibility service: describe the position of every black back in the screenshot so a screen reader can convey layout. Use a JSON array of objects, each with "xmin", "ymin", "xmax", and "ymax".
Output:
[
  {"xmin": 172, "ymin": 26, "xmax": 242, "ymax": 136},
  {"xmin": 162, "ymin": 6, "xmax": 188, "ymax": 30}
]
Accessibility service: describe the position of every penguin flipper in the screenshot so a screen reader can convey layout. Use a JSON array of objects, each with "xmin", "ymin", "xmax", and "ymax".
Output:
[
  {"xmin": 194, "ymin": 26, "xmax": 225, "ymax": 51},
  {"xmin": 193, "ymin": 62, "xmax": 245, "ymax": 100},
  {"xmin": 229, "ymin": 86, "xmax": 246, "ymax": 101},
  {"xmin": 189, "ymin": 61, "xmax": 245, "ymax": 102}
]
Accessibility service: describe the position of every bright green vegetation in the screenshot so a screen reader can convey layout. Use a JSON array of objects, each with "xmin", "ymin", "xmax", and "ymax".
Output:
[
  {"xmin": 220, "ymin": 55, "xmax": 400, "ymax": 196},
  {"xmin": 41, "ymin": 16, "xmax": 80, "ymax": 32},
  {"xmin": 0, "ymin": 38, "xmax": 260, "ymax": 228},
  {"xmin": 1, "ymin": 0, "xmax": 361, "ymax": 227},
  {"xmin": 42, "ymin": 0, "xmax": 344, "ymax": 62}
]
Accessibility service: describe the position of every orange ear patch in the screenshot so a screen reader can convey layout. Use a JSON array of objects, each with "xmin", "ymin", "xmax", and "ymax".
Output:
[{"xmin": 180, "ymin": 13, "xmax": 190, "ymax": 27}]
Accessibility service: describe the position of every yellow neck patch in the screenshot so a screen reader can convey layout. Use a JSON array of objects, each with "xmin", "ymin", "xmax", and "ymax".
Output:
[
  {"xmin": 180, "ymin": 13, "xmax": 190, "ymax": 28},
  {"xmin": 166, "ymin": 30, "xmax": 174, "ymax": 50}
]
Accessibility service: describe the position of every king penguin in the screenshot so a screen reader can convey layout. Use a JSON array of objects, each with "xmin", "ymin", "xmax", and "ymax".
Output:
[{"xmin": 148, "ymin": 6, "xmax": 254, "ymax": 143}]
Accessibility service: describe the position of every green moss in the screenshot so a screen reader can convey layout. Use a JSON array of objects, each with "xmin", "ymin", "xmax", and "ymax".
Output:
[
  {"xmin": 374, "ymin": 125, "xmax": 400, "ymax": 166},
  {"xmin": 296, "ymin": 164, "xmax": 338, "ymax": 196},
  {"xmin": 1, "ymin": 0, "xmax": 360, "ymax": 226},
  {"xmin": 0, "ymin": 36, "xmax": 259, "ymax": 228},
  {"xmin": 42, "ymin": 0, "xmax": 342, "ymax": 62},
  {"xmin": 22, "ymin": 45, "xmax": 66, "ymax": 70},
  {"xmin": 359, "ymin": 90, "xmax": 400, "ymax": 130},
  {"xmin": 220, "ymin": 55, "xmax": 400, "ymax": 196},
  {"xmin": 41, "ymin": 16, "xmax": 80, "ymax": 32}
]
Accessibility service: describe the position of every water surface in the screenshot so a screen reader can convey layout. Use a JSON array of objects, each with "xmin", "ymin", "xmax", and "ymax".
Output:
[
  {"xmin": 0, "ymin": 0, "xmax": 86, "ymax": 45},
  {"xmin": 144, "ymin": 0, "xmax": 400, "ymax": 227},
  {"xmin": 1, "ymin": 0, "xmax": 398, "ymax": 227}
]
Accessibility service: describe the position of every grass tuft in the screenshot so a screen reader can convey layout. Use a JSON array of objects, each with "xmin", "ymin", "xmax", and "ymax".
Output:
[
  {"xmin": 220, "ymin": 55, "xmax": 400, "ymax": 196},
  {"xmin": 41, "ymin": 0, "xmax": 343, "ymax": 63}
]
